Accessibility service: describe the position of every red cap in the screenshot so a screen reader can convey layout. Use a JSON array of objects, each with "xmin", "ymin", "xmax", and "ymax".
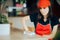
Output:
[{"xmin": 37, "ymin": 0, "xmax": 51, "ymax": 8}]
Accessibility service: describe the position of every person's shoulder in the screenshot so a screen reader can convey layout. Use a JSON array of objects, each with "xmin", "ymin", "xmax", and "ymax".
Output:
[
  {"xmin": 51, "ymin": 16, "xmax": 59, "ymax": 26},
  {"xmin": 51, "ymin": 16, "xmax": 58, "ymax": 20}
]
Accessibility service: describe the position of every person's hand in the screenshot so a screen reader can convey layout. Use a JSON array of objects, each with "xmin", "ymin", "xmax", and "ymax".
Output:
[
  {"xmin": 43, "ymin": 35, "xmax": 49, "ymax": 37},
  {"xmin": 36, "ymin": 34, "xmax": 49, "ymax": 38},
  {"xmin": 35, "ymin": 34, "xmax": 49, "ymax": 40},
  {"xmin": 44, "ymin": 35, "xmax": 53, "ymax": 40},
  {"xmin": 36, "ymin": 34, "xmax": 43, "ymax": 38},
  {"xmin": 43, "ymin": 35, "xmax": 52, "ymax": 39}
]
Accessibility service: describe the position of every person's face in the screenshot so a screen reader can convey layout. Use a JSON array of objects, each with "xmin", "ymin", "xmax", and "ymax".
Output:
[{"xmin": 40, "ymin": 7, "xmax": 49, "ymax": 16}]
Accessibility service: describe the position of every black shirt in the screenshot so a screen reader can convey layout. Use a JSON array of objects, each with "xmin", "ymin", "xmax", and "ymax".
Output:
[{"xmin": 30, "ymin": 13, "xmax": 59, "ymax": 29}]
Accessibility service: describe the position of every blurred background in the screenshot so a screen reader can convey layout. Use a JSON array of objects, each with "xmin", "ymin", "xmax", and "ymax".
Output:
[{"xmin": 0, "ymin": 0, "xmax": 60, "ymax": 40}]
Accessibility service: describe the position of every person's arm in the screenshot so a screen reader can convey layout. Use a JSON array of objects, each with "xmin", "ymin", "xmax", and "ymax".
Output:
[
  {"xmin": 44, "ymin": 17, "xmax": 59, "ymax": 39},
  {"xmin": 49, "ymin": 17, "xmax": 59, "ymax": 39},
  {"xmin": 43, "ymin": 25, "xmax": 58, "ymax": 39},
  {"xmin": 49, "ymin": 25, "xmax": 58, "ymax": 39}
]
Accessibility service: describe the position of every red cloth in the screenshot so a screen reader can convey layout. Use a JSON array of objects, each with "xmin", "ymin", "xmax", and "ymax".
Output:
[
  {"xmin": 36, "ymin": 23, "xmax": 52, "ymax": 40},
  {"xmin": 36, "ymin": 22, "xmax": 51, "ymax": 36},
  {"xmin": 37, "ymin": 0, "xmax": 51, "ymax": 8}
]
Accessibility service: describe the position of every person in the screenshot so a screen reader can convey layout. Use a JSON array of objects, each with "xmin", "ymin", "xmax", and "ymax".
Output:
[{"xmin": 22, "ymin": 0, "xmax": 59, "ymax": 40}]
